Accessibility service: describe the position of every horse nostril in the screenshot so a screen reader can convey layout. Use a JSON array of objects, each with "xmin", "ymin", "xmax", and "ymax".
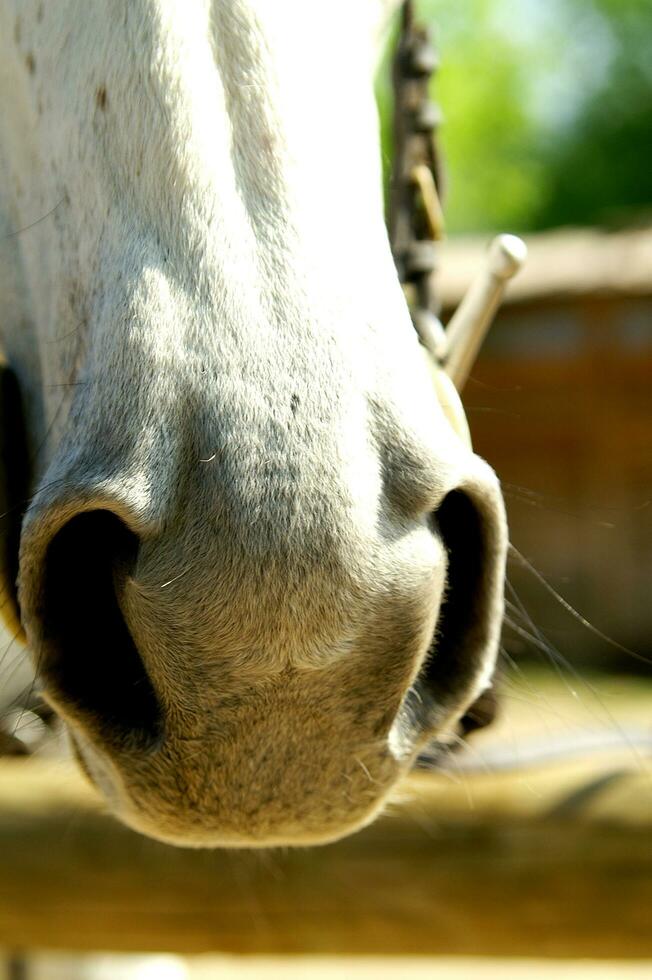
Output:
[
  {"xmin": 412, "ymin": 487, "xmax": 506, "ymax": 731},
  {"xmin": 36, "ymin": 510, "xmax": 162, "ymax": 746}
]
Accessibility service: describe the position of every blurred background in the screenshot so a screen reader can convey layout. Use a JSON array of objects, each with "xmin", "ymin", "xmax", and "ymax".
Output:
[
  {"xmin": 379, "ymin": 0, "xmax": 652, "ymax": 234},
  {"xmin": 378, "ymin": 0, "xmax": 652, "ymax": 674}
]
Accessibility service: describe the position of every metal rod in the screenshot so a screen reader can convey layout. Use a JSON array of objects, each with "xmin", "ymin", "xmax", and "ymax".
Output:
[{"xmin": 444, "ymin": 234, "xmax": 527, "ymax": 388}]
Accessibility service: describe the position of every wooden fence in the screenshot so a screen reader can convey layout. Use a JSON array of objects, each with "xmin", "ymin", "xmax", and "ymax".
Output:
[{"xmin": 1, "ymin": 756, "xmax": 650, "ymax": 959}]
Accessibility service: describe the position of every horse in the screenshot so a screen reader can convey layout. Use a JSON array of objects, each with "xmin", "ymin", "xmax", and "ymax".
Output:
[{"xmin": 0, "ymin": 0, "xmax": 508, "ymax": 847}]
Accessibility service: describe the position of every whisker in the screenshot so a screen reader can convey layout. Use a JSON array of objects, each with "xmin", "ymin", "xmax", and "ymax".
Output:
[
  {"xmin": 45, "ymin": 320, "xmax": 87, "ymax": 344},
  {"xmin": 1, "ymin": 198, "xmax": 65, "ymax": 240},
  {"xmin": 508, "ymin": 543, "xmax": 651, "ymax": 667},
  {"xmin": 504, "ymin": 576, "xmax": 652, "ymax": 774}
]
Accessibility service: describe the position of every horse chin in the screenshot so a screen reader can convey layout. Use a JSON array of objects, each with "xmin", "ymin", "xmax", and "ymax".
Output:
[
  {"xmin": 65, "ymin": 713, "xmax": 405, "ymax": 849},
  {"xmin": 112, "ymin": 796, "xmax": 390, "ymax": 850}
]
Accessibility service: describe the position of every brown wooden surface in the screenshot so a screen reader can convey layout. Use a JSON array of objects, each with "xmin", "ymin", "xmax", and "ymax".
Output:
[
  {"xmin": 0, "ymin": 758, "xmax": 650, "ymax": 958},
  {"xmin": 461, "ymin": 291, "xmax": 652, "ymax": 665}
]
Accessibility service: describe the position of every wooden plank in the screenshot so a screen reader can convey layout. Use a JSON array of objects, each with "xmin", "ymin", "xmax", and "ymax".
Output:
[{"xmin": 0, "ymin": 759, "xmax": 650, "ymax": 958}]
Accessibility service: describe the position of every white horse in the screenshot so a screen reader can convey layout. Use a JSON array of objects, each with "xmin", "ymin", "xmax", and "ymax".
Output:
[{"xmin": 0, "ymin": 0, "xmax": 507, "ymax": 846}]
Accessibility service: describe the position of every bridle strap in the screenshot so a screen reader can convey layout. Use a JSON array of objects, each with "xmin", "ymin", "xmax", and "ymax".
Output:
[
  {"xmin": 388, "ymin": 1, "xmax": 526, "ymax": 443},
  {"xmin": 389, "ymin": 0, "xmax": 446, "ymax": 357}
]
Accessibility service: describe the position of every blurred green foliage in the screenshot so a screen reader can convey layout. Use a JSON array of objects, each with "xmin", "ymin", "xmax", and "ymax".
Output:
[{"xmin": 376, "ymin": 0, "xmax": 652, "ymax": 233}]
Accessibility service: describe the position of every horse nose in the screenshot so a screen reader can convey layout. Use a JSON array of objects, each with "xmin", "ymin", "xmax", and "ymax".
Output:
[{"xmin": 18, "ymin": 501, "xmax": 163, "ymax": 747}]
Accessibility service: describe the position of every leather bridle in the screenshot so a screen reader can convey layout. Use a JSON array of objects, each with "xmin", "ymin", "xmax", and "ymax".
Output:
[{"xmin": 388, "ymin": 0, "xmax": 526, "ymax": 447}]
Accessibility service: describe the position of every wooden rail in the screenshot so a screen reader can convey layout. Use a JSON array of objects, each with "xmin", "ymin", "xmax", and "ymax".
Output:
[{"xmin": 0, "ymin": 757, "xmax": 650, "ymax": 958}]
